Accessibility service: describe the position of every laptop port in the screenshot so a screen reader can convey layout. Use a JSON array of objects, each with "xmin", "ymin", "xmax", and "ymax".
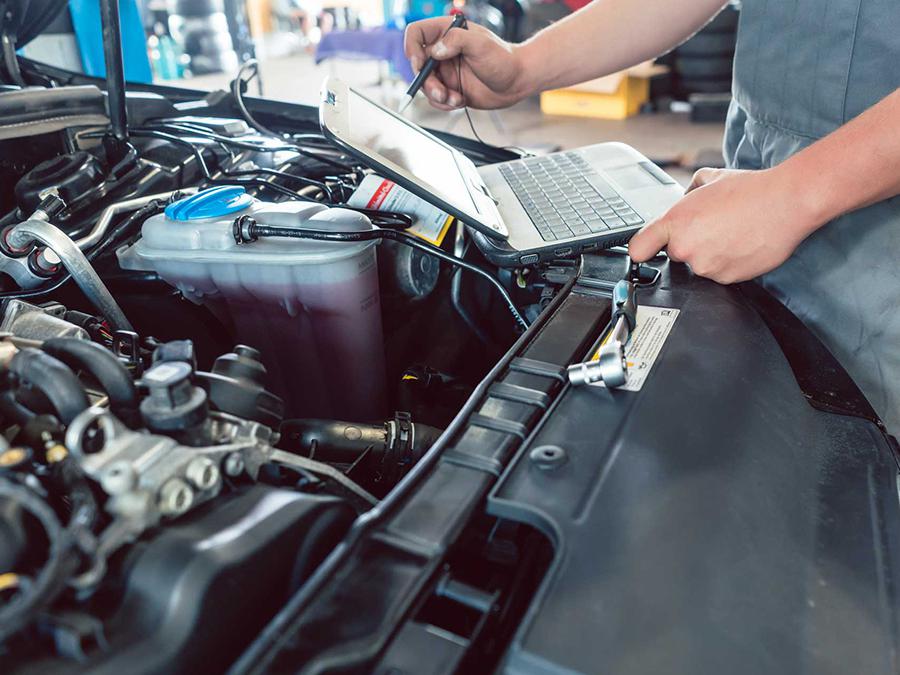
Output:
[{"xmin": 554, "ymin": 247, "xmax": 573, "ymax": 257}]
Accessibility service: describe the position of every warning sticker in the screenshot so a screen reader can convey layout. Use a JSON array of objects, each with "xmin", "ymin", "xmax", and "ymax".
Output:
[
  {"xmin": 348, "ymin": 175, "xmax": 454, "ymax": 246},
  {"xmin": 590, "ymin": 305, "xmax": 680, "ymax": 392}
]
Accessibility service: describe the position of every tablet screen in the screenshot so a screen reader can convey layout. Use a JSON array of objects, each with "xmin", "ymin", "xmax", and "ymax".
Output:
[{"xmin": 340, "ymin": 86, "xmax": 479, "ymax": 217}]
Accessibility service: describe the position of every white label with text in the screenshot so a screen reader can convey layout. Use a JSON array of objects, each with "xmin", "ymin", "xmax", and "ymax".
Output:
[{"xmin": 590, "ymin": 305, "xmax": 679, "ymax": 392}]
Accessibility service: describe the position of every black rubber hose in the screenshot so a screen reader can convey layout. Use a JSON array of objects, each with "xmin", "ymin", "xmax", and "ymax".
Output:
[
  {"xmin": 8, "ymin": 348, "xmax": 90, "ymax": 426},
  {"xmin": 281, "ymin": 419, "xmax": 391, "ymax": 465},
  {"xmin": 281, "ymin": 418, "xmax": 443, "ymax": 467},
  {"xmin": 0, "ymin": 479, "xmax": 71, "ymax": 644},
  {"xmin": 41, "ymin": 338, "xmax": 137, "ymax": 421},
  {"xmin": 0, "ymin": 390, "xmax": 36, "ymax": 425}
]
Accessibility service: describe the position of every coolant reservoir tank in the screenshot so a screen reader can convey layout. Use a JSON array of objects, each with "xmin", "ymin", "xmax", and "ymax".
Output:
[{"xmin": 120, "ymin": 187, "xmax": 386, "ymax": 420}]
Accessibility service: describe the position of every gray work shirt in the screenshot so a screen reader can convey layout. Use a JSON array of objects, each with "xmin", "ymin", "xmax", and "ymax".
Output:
[{"xmin": 724, "ymin": 0, "xmax": 900, "ymax": 432}]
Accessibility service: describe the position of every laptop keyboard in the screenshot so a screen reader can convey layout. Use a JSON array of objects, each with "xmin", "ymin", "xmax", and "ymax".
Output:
[{"xmin": 498, "ymin": 151, "xmax": 644, "ymax": 242}]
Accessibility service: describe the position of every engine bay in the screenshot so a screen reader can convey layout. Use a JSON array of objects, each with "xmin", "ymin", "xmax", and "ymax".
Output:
[
  {"xmin": 6, "ymin": 15, "xmax": 900, "ymax": 674},
  {"xmin": 0, "ymin": 72, "xmax": 566, "ymax": 671}
]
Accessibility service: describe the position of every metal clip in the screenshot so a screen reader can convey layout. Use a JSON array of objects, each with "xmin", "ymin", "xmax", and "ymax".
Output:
[{"xmin": 113, "ymin": 330, "xmax": 142, "ymax": 375}]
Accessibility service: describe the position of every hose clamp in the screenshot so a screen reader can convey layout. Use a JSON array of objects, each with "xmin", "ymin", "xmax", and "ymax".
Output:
[{"xmin": 232, "ymin": 215, "xmax": 258, "ymax": 244}]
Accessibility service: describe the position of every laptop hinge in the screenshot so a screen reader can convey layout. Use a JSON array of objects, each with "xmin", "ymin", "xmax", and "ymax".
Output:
[{"xmin": 478, "ymin": 184, "xmax": 500, "ymax": 205}]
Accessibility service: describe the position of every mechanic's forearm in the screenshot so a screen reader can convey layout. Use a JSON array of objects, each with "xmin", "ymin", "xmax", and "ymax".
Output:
[
  {"xmin": 778, "ymin": 88, "xmax": 900, "ymax": 233},
  {"xmin": 512, "ymin": 0, "xmax": 728, "ymax": 97}
]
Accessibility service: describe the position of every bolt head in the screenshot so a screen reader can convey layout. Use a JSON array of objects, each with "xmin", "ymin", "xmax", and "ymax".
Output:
[
  {"xmin": 158, "ymin": 478, "xmax": 194, "ymax": 517},
  {"xmin": 530, "ymin": 445, "xmax": 567, "ymax": 471},
  {"xmin": 100, "ymin": 461, "xmax": 136, "ymax": 495},
  {"xmin": 185, "ymin": 456, "xmax": 220, "ymax": 491},
  {"xmin": 45, "ymin": 444, "xmax": 68, "ymax": 464},
  {"xmin": 224, "ymin": 452, "xmax": 245, "ymax": 477}
]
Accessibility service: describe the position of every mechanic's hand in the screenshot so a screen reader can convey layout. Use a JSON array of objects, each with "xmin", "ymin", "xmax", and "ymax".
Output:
[
  {"xmin": 628, "ymin": 167, "xmax": 818, "ymax": 284},
  {"xmin": 403, "ymin": 17, "xmax": 526, "ymax": 110}
]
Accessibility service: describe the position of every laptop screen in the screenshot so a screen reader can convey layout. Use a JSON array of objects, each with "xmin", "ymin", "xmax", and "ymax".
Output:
[{"xmin": 340, "ymin": 85, "xmax": 479, "ymax": 217}]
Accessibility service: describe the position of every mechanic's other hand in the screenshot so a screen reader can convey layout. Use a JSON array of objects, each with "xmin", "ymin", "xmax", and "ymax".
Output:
[
  {"xmin": 628, "ymin": 168, "xmax": 818, "ymax": 284},
  {"xmin": 404, "ymin": 17, "xmax": 525, "ymax": 111}
]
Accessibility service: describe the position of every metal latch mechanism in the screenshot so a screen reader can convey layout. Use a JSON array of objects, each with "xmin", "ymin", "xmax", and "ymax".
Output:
[{"xmin": 567, "ymin": 263, "xmax": 640, "ymax": 389}]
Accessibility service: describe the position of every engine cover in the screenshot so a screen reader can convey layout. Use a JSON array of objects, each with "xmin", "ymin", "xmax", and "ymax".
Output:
[{"xmin": 15, "ymin": 486, "xmax": 354, "ymax": 675}]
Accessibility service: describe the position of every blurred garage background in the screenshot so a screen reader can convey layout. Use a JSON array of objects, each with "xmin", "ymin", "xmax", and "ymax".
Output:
[{"xmin": 19, "ymin": 0, "xmax": 742, "ymax": 185}]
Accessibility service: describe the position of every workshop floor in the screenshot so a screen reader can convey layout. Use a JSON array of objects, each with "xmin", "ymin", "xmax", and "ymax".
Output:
[{"xmin": 181, "ymin": 53, "xmax": 726, "ymax": 186}]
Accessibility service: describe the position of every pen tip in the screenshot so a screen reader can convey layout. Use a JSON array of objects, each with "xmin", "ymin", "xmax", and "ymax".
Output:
[{"xmin": 398, "ymin": 95, "xmax": 413, "ymax": 114}]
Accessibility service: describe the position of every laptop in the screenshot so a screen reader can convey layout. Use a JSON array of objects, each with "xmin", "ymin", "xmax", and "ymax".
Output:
[{"xmin": 319, "ymin": 76, "xmax": 684, "ymax": 267}]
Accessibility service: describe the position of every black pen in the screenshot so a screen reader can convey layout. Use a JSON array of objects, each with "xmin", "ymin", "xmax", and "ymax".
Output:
[{"xmin": 399, "ymin": 13, "xmax": 467, "ymax": 114}]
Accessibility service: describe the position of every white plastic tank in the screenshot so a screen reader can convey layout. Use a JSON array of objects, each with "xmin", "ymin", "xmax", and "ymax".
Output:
[{"xmin": 119, "ymin": 186, "xmax": 386, "ymax": 421}]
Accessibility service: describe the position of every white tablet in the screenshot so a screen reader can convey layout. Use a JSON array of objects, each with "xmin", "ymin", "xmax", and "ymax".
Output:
[{"xmin": 318, "ymin": 76, "xmax": 508, "ymax": 242}]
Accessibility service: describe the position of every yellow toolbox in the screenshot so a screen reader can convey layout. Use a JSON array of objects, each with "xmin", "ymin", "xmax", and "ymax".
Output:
[{"xmin": 540, "ymin": 62, "xmax": 667, "ymax": 120}]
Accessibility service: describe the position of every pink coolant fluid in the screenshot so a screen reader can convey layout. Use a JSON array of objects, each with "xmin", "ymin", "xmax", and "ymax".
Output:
[
  {"xmin": 217, "ymin": 257, "xmax": 386, "ymax": 420},
  {"xmin": 121, "ymin": 196, "xmax": 388, "ymax": 421}
]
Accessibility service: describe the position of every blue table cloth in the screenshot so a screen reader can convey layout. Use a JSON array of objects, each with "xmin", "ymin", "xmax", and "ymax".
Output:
[{"xmin": 315, "ymin": 28, "xmax": 414, "ymax": 82}]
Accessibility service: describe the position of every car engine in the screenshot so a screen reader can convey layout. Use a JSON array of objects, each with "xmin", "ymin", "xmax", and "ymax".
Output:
[{"xmin": 0, "ymin": 76, "xmax": 550, "ymax": 672}]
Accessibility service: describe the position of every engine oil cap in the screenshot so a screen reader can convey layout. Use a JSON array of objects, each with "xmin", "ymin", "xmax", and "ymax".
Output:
[{"xmin": 165, "ymin": 186, "xmax": 254, "ymax": 221}]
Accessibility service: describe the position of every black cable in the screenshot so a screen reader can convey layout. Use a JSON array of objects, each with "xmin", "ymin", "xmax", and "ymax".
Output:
[
  {"xmin": 87, "ymin": 200, "xmax": 162, "ymax": 261},
  {"xmin": 132, "ymin": 128, "xmax": 336, "ymax": 203},
  {"xmin": 151, "ymin": 122, "xmax": 358, "ymax": 197},
  {"xmin": 0, "ymin": 31, "xmax": 25, "ymax": 87},
  {"xmin": 129, "ymin": 128, "xmax": 321, "ymax": 204},
  {"xmin": 454, "ymin": 46, "xmax": 489, "ymax": 147},
  {"xmin": 0, "ymin": 200, "xmax": 163, "ymax": 300},
  {"xmin": 288, "ymin": 133, "xmax": 343, "ymax": 147},
  {"xmin": 141, "ymin": 122, "xmax": 356, "ymax": 173},
  {"xmin": 0, "ymin": 479, "xmax": 71, "ymax": 644},
  {"xmin": 9, "ymin": 348, "xmax": 91, "ymax": 425},
  {"xmin": 233, "ymin": 216, "xmax": 529, "ymax": 329},
  {"xmin": 455, "ymin": 49, "xmax": 531, "ymax": 157},
  {"xmin": 130, "ymin": 129, "xmax": 414, "ymax": 228},
  {"xmin": 166, "ymin": 120, "xmax": 356, "ymax": 168},
  {"xmin": 0, "ymin": 269, "xmax": 70, "ymax": 300},
  {"xmin": 223, "ymin": 166, "xmax": 334, "ymax": 201},
  {"xmin": 138, "ymin": 124, "xmax": 414, "ymax": 218},
  {"xmin": 231, "ymin": 59, "xmax": 277, "ymax": 138},
  {"xmin": 450, "ymin": 240, "xmax": 497, "ymax": 346}
]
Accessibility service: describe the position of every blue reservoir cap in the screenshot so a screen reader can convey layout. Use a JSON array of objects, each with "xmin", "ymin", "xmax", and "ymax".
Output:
[{"xmin": 164, "ymin": 186, "xmax": 254, "ymax": 221}]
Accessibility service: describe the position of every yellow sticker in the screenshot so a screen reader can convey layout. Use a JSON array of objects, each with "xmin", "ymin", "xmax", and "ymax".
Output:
[
  {"xmin": 349, "ymin": 175, "xmax": 455, "ymax": 248},
  {"xmin": 427, "ymin": 216, "xmax": 454, "ymax": 247}
]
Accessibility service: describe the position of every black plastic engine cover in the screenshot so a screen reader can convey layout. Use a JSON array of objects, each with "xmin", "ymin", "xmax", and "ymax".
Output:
[
  {"xmin": 491, "ymin": 256, "xmax": 900, "ymax": 675},
  {"xmin": 16, "ymin": 486, "xmax": 354, "ymax": 675},
  {"xmin": 233, "ymin": 253, "xmax": 900, "ymax": 675}
]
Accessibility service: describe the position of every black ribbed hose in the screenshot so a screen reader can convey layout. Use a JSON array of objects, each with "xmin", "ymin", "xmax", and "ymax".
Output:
[
  {"xmin": 41, "ymin": 338, "xmax": 137, "ymax": 423},
  {"xmin": 8, "ymin": 348, "xmax": 90, "ymax": 425},
  {"xmin": 0, "ymin": 479, "xmax": 71, "ymax": 644}
]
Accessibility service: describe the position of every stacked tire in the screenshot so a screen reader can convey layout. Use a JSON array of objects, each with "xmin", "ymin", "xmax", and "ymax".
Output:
[
  {"xmin": 672, "ymin": 3, "xmax": 739, "ymax": 97},
  {"xmin": 170, "ymin": 0, "xmax": 239, "ymax": 75}
]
